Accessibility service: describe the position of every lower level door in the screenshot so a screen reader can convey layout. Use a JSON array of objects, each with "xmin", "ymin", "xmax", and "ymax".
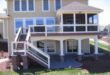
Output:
[{"xmin": 67, "ymin": 40, "xmax": 78, "ymax": 53}]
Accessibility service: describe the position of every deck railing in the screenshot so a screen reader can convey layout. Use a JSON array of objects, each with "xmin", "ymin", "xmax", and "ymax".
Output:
[{"xmin": 29, "ymin": 24, "xmax": 99, "ymax": 34}]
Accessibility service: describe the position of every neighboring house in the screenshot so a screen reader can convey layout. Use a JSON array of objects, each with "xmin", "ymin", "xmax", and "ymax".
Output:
[
  {"xmin": 1, "ymin": 0, "xmax": 102, "ymax": 70},
  {"xmin": 0, "ymin": 20, "xmax": 3, "ymax": 39},
  {"xmin": 0, "ymin": 14, "xmax": 8, "ymax": 40},
  {"xmin": 104, "ymin": 25, "xmax": 110, "ymax": 36}
]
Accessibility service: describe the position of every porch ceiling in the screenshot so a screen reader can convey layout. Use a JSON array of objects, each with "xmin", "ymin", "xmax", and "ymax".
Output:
[{"xmin": 57, "ymin": 2, "xmax": 103, "ymax": 14}]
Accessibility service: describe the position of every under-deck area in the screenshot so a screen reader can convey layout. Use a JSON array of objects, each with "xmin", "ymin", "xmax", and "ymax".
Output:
[{"xmin": 50, "ymin": 54, "xmax": 81, "ymax": 69}]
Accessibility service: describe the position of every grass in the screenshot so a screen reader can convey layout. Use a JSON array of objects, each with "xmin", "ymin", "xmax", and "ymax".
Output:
[
  {"xmin": 0, "ymin": 69, "xmax": 110, "ymax": 75},
  {"xmin": 90, "ymin": 40, "xmax": 110, "ymax": 53}
]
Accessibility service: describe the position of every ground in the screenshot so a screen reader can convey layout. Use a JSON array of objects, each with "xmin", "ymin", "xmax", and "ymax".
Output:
[{"xmin": 0, "ymin": 37, "xmax": 110, "ymax": 75}]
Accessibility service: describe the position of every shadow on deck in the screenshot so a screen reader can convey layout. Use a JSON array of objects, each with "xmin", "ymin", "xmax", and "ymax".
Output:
[{"xmin": 50, "ymin": 54, "xmax": 82, "ymax": 69}]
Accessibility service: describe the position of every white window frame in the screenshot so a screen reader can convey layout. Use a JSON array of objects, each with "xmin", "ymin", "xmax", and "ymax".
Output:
[
  {"xmin": 46, "ymin": 41, "xmax": 56, "ymax": 54},
  {"xmin": 54, "ymin": 0, "xmax": 62, "ymax": 11},
  {"xmin": 14, "ymin": 17, "xmax": 55, "ymax": 34},
  {"xmin": 13, "ymin": 0, "xmax": 35, "ymax": 12},
  {"xmin": 42, "ymin": 0, "xmax": 50, "ymax": 12}
]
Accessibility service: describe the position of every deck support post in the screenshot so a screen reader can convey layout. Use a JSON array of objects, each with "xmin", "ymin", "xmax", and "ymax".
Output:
[
  {"xmin": 77, "ymin": 39, "xmax": 82, "ymax": 61},
  {"xmin": 12, "ymin": 56, "xmax": 18, "ymax": 70},
  {"xmin": 94, "ymin": 37, "xmax": 99, "ymax": 60},
  {"xmin": 60, "ymin": 40, "xmax": 64, "ymax": 62},
  {"xmin": 22, "ymin": 56, "xmax": 28, "ymax": 70}
]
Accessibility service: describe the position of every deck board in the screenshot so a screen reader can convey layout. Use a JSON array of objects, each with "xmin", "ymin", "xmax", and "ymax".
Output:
[{"xmin": 50, "ymin": 55, "xmax": 82, "ymax": 69}]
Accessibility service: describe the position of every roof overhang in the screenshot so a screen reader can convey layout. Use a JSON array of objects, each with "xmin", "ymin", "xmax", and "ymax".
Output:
[{"xmin": 57, "ymin": 2, "xmax": 103, "ymax": 15}]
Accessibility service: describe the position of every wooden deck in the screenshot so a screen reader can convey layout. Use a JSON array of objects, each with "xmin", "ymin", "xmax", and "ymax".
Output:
[{"xmin": 50, "ymin": 54, "xmax": 82, "ymax": 69}]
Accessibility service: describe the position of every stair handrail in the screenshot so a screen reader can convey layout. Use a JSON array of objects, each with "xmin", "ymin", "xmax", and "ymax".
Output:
[
  {"xmin": 14, "ymin": 27, "xmax": 22, "ymax": 42},
  {"xmin": 26, "ymin": 42, "xmax": 50, "ymax": 69},
  {"xmin": 26, "ymin": 42, "xmax": 50, "ymax": 59},
  {"xmin": 26, "ymin": 27, "xmax": 31, "ymax": 42}
]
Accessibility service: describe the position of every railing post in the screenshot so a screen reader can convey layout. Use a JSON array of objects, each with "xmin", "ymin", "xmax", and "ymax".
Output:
[
  {"xmin": 11, "ymin": 42, "xmax": 14, "ymax": 56},
  {"xmin": 24, "ymin": 42, "xmax": 27, "ymax": 56},
  {"xmin": 45, "ymin": 26, "xmax": 47, "ymax": 36},
  {"xmin": 48, "ymin": 56, "xmax": 50, "ymax": 69}
]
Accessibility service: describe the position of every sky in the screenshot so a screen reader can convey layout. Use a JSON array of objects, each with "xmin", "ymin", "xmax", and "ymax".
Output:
[{"xmin": 0, "ymin": 0, "xmax": 110, "ymax": 25}]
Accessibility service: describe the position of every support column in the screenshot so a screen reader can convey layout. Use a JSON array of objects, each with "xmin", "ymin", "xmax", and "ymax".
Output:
[
  {"xmin": 60, "ymin": 40, "xmax": 64, "ymax": 62},
  {"xmin": 22, "ymin": 56, "xmax": 28, "ymax": 70},
  {"xmin": 77, "ymin": 39, "xmax": 82, "ymax": 61},
  {"xmin": 94, "ymin": 37, "xmax": 99, "ymax": 60},
  {"xmin": 12, "ymin": 56, "xmax": 18, "ymax": 70}
]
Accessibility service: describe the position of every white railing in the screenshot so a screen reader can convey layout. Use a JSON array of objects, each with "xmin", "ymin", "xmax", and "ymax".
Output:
[
  {"xmin": 11, "ymin": 41, "xmax": 27, "ymax": 56},
  {"xmin": 29, "ymin": 24, "xmax": 99, "ymax": 34},
  {"xmin": 26, "ymin": 28, "xmax": 31, "ymax": 42},
  {"xmin": 26, "ymin": 42, "xmax": 50, "ymax": 69},
  {"xmin": 14, "ymin": 27, "xmax": 22, "ymax": 42}
]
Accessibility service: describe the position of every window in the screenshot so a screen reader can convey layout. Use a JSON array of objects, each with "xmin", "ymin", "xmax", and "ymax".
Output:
[
  {"xmin": 22, "ymin": 0, "xmax": 27, "ymax": 11},
  {"xmin": 76, "ymin": 14, "xmax": 85, "ymax": 24},
  {"xmin": 28, "ymin": 0, "xmax": 34, "ymax": 11},
  {"xmin": 25, "ymin": 19, "xmax": 34, "ymax": 28},
  {"xmin": 36, "ymin": 18, "xmax": 44, "ymax": 25},
  {"xmin": 15, "ymin": 19, "xmax": 23, "ymax": 32},
  {"xmin": 63, "ymin": 14, "xmax": 74, "ymax": 24},
  {"xmin": 47, "ymin": 41, "xmax": 56, "ymax": 53},
  {"xmin": 15, "ymin": 0, "xmax": 20, "ymax": 11},
  {"xmin": 87, "ymin": 14, "xmax": 98, "ymax": 24},
  {"xmin": 46, "ymin": 18, "xmax": 55, "ymax": 32},
  {"xmin": 43, "ymin": 0, "xmax": 49, "ymax": 11},
  {"xmin": 55, "ymin": 0, "xmax": 61, "ymax": 10},
  {"xmin": 14, "ymin": 0, "xmax": 34, "ymax": 12},
  {"xmin": 46, "ymin": 18, "xmax": 55, "ymax": 25}
]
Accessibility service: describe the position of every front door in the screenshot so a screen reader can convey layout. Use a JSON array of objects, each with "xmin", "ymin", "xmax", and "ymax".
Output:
[{"xmin": 66, "ymin": 40, "xmax": 78, "ymax": 53}]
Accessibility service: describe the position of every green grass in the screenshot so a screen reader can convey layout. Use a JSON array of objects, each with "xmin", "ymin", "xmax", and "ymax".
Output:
[
  {"xmin": 90, "ymin": 41, "xmax": 110, "ymax": 53},
  {"xmin": 0, "ymin": 69, "xmax": 110, "ymax": 75}
]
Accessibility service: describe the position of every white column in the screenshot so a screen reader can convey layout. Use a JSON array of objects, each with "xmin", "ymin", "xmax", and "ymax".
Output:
[
  {"xmin": 74, "ymin": 13, "xmax": 76, "ymax": 32},
  {"xmin": 94, "ymin": 37, "xmax": 98, "ymax": 54},
  {"xmin": 61, "ymin": 13, "xmax": 63, "ymax": 32},
  {"xmin": 78, "ymin": 39, "xmax": 82, "ymax": 55},
  {"xmin": 85, "ymin": 13, "xmax": 88, "ymax": 32},
  {"xmin": 60, "ymin": 40, "xmax": 64, "ymax": 56}
]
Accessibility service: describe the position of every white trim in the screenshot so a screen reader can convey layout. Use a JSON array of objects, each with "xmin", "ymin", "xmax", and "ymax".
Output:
[
  {"xmin": 14, "ymin": 17, "xmax": 55, "ymax": 34},
  {"xmin": 78, "ymin": 39, "xmax": 82, "ymax": 55},
  {"xmin": 54, "ymin": 0, "xmax": 62, "ymax": 11},
  {"xmin": 13, "ymin": 0, "xmax": 35, "ymax": 12},
  {"xmin": 94, "ymin": 37, "xmax": 98, "ymax": 54},
  {"xmin": 2, "ymin": 20, "xmax": 5, "ymax": 39},
  {"xmin": 42, "ymin": 0, "xmax": 50, "ymax": 12},
  {"xmin": 60, "ymin": 40, "xmax": 64, "ymax": 56}
]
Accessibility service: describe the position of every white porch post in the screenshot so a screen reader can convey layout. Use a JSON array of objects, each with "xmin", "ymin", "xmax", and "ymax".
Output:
[
  {"xmin": 78, "ymin": 39, "xmax": 82, "ymax": 55},
  {"xmin": 85, "ymin": 13, "xmax": 88, "ymax": 32},
  {"xmin": 60, "ymin": 40, "xmax": 64, "ymax": 56},
  {"xmin": 77, "ymin": 39, "xmax": 82, "ymax": 61},
  {"xmin": 94, "ymin": 37, "xmax": 98, "ymax": 54},
  {"xmin": 61, "ymin": 13, "xmax": 63, "ymax": 32}
]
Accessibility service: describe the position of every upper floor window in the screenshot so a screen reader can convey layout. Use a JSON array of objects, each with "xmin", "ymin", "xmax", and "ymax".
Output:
[
  {"xmin": 36, "ymin": 18, "xmax": 44, "ymax": 25},
  {"xmin": 43, "ymin": 0, "xmax": 50, "ymax": 11},
  {"xmin": 46, "ymin": 18, "xmax": 55, "ymax": 25},
  {"xmin": 55, "ymin": 0, "xmax": 61, "ymax": 10},
  {"xmin": 87, "ymin": 14, "xmax": 98, "ymax": 24},
  {"xmin": 14, "ymin": 0, "xmax": 34, "ymax": 12},
  {"xmin": 15, "ymin": 19, "xmax": 23, "ymax": 32},
  {"xmin": 76, "ymin": 14, "xmax": 85, "ymax": 24}
]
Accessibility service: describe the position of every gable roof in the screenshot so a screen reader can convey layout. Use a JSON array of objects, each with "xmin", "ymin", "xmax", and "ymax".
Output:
[{"xmin": 57, "ymin": 2, "xmax": 103, "ymax": 14}]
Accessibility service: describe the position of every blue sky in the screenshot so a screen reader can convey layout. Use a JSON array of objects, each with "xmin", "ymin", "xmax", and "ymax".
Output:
[{"xmin": 0, "ymin": 0, "xmax": 110, "ymax": 25}]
